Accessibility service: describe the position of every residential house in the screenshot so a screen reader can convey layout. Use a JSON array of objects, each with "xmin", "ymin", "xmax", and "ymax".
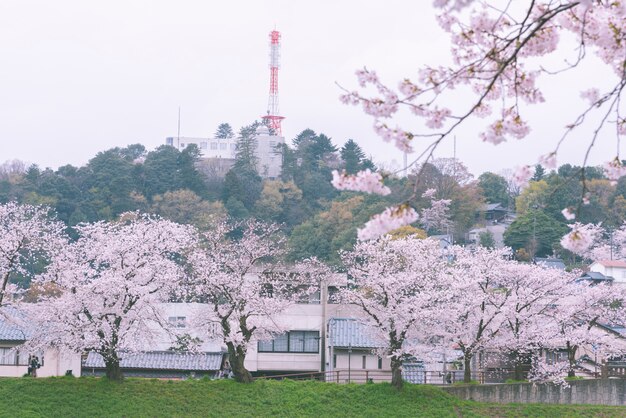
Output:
[
  {"xmin": 0, "ymin": 308, "xmax": 81, "ymax": 377},
  {"xmin": 589, "ymin": 260, "xmax": 626, "ymax": 284}
]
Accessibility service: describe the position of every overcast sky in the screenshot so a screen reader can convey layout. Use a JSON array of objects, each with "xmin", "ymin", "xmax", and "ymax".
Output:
[{"xmin": 0, "ymin": 1, "xmax": 622, "ymax": 177}]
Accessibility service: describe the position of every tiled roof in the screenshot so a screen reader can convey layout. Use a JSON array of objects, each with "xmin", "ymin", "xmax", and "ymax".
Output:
[
  {"xmin": 534, "ymin": 258, "xmax": 566, "ymax": 270},
  {"xmin": 328, "ymin": 318, "xmax": 384, "ymax": 348},
  {"xmin": 596, "ymin": 260, "xmax": 626, "ymax": 268},
  {"xmin": 83, "ymin": 351, "xmax": 223, "ymax": 371},
  {"xmin": 482, "ymin": 203, "xmax": 505, "ymax": 211},
  {"xmin": 0, "ymin": 308, "xmax": 31, "ymax": 341},
  {"xmin": 583, "ymin": 271, "xmax": 614, "ymax": 281}
]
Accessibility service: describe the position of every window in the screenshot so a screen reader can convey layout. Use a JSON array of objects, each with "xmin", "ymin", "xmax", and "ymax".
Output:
[
  {"xmin": 200, "ymin": 142, "xmax": 208, "ymax": 150},
  {"xmin": 0, "ymin": 347, "xmax": 17, "ymax": 365},
  {"xmin": 168, "ymin": 316, "xmax": 186, "ymax": 328},
  {"xmin": 258, "ymin": 331, "xmax": 319, "ymax": 353},
  {"xmin": 180, "ymin": 143, "xmax": 185, "ymax": 148},
  {"xmin": 327, "ymin": 286, "xmax": 340, "ymax": 304},
  {"xmin": 333, "ymin": 354, "xmax": 337, "ymax": 368},
  {"xmin": 230, "ymin": 143, "xmax": 237, "ymax": 150},
  {"xmin": 260, "ymin": 283, "xmax": 273, "ymax": 298},
  {"xmin": 210, "ymin": 142, "xmax": 218, "ymax": 150},
  {"xmin": 378, "ymin": 357, "xmax": 383, "ymax": 370},
  {"xmin": 545, "ymin": 350, "xmax": 568, "ymax": 365},
  {"xmin": 269, "ymin": 141, "xmax": 276, "ymax": 148},
  {"xmin": 220, "ymin": 143, "xmax": 227, "ymax": 150},
  {"xmin": 166, "ymin": 138, "xmax": 174, "ymax": 146},
  {"xmin": 362, "ymin": 356, "xmax": 367, "ymax": 369}
]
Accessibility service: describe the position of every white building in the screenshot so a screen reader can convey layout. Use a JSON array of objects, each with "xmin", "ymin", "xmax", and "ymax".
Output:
[
  {"xmin": 165, "ymin": 125, "xmax": 284, "ymax": 179},
  {"xmin": 589, "ymin": 260, "xmax": 626, "ymax": 283},
  {"xmin": 253, "ymin": 125, "xmax": 284, "ymax": 179},
  {"xmin": 165, "ymin": 136, "xmax": 238, "ymax": 159},
  {"xmin": 0, "ymin": 308, "xmax": 82, "ymax": 378}
]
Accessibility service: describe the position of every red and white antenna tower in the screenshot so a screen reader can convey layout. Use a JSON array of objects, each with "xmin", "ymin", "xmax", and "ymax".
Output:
[{"xmin": 261, "ymin": 30, "xmax": 285, "ymax": 136}]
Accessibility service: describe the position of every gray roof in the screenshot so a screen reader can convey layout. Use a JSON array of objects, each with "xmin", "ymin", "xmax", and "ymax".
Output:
[
  {"xmin": 328, "ymin": 318, "xmax": 384, "ymax": 348},
  {"xmin": 0, "ymin": 308, "xmax": 31, "ymax": 341},
  {"xmin": 482, "ymin": 203, "xmax": 506, "ymax": 212},
  {"xmin": 83, "ymin": 351, "xmax": 223, "ymax": 371},
  {"xmin": 534, "ymin": 258, "xmax": 566, "ymax": 270},
  {"xmin": 581, "ymin": 271, "xmax": 614, "ymax": 281}
]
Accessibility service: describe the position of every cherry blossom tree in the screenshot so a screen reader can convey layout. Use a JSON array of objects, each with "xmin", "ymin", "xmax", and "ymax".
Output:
[
  {"xmin": 188, "ymin": 220, "xmax": 321, "ymax": 383},
  {"xmin": 336, "ymin": 1, "xmax": 626, "ymax": 238},
  {"xmin": 0, "ymin": 202, "xmax": 66, "ymax": 307},
  {"xmin": 440, "ymin": 247, "xmax": 515, "ymax": 383},
  {"xmin": 29, "ymin": 213, "xmax": 196, "ymax": 381},
  {"xmin": 494, "ymin": 263, "xmax": 578, "ymax": 380},
  {"xmin": 338, "ymin": 236, "xmax": 451, "ymax": 389},
  {"xmin": 536, "ymin": 280, "xmax": 626, "ymax": 379}
]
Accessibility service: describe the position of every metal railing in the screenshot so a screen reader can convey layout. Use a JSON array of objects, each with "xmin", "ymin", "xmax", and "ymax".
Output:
[{"xmin": 254, "ymin": 369, "xmax": 500, "ymax": 384}]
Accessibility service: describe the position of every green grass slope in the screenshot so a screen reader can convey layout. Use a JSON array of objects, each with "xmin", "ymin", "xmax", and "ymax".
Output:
[{"xmin": 0, "ymin": 377, "xmax": 625, "ymax": 417}]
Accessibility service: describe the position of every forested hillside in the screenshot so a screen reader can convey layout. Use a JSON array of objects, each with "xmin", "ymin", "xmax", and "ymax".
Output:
[{"xmin": 1, "ymin": 123, "xmax": 625, "ymax": 267}]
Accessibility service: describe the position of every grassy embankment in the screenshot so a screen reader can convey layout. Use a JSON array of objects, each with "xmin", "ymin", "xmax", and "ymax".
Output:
[{"xmin": 0, "ymin": 377, "xmax": 625, "ymax": 417}]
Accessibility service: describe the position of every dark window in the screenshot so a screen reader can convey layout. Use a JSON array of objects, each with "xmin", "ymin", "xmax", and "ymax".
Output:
[
  {"xmin": 378, "ymin": 357, "xmax": 383, "ymax": 370},
  {"xmin": 362, "ymin": 356, "xmax": 367, "ymax": 369},
  {"xmin": 333, "ymin": 354, "xmax": 337, "ymax": 368},
  {"xmin": 327, "ymin": 286, "xmax": 340, "ymax": 304},
  {"xmin": 258, "ymin": 331, "xmax": 319, "ymax": 353}
]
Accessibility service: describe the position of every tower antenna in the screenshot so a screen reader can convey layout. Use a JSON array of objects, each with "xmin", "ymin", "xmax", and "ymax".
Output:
[
  {"xmin": 261, "ymin": 30, "xmax": 285, "ymax": 136},
  {"xmin": 177, "ymin": 106, "xmax": 181, "ymax": 149}
]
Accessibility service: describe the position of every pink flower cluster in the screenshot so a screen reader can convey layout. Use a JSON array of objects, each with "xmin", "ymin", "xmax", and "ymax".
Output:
[
  {"xmin": 561, "ymin": 208, "xmax": 576, "ymax": 221},
  {"xmin": 357, "ymin": 205, "xmax": 419, "ymax": 241},
  {"xmin": 480, "ymin": 110, "xmax": 530, "ymax": 145},
  {"xmin": 603, "ymin": 158, "xmax": 626, "ymax": 184},
  {"xmin": 560, "ymin": 223, "xmax": 602, "ymax": 254},
  {"xmin": 331, "ymin": 169, "xmax": 391, "ymax": 196},
  {"xmin": 373, "ymin": 121, "xmax": 414, "ymax": 152},
  {"xmin": 539, "ymin": 152, "xmax": 557, "ymax": 169},
  {"xmin": 512, "ymin": 165, "xmax": 534, "ymax": 188}
]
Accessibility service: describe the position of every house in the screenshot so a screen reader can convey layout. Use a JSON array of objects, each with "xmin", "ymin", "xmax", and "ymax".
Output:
[
  {"xmin": 579, "ymin": 271, "xmax": 614, "ymax": 285},
  {"xmin": 0, "ymin": 308, "xmax": 81, "ymax": 377},
  {"xmin": 534, "ymin": 257, "xmax": 566, "ymax": 270},
  {"xmin": 481, "ymin": 203, "xmax": 508, "ymax": 222},
  {"xmin": 589, "ymin": 260, "xmax": 626, "ymax": 284},
  {"xmin": 326, "ymin": 318, "xmax": 390, "ymax": 383}
]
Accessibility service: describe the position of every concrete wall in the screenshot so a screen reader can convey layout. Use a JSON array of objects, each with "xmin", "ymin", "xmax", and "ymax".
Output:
[{"xmin": 443, "ymin": 379, "xmax": 626, "ymax": 406}]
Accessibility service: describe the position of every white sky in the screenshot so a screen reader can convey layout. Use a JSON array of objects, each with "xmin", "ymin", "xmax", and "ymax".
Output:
[{"xmin": 0, "ymin": 1, "xmax": 623, "ymax": 177}]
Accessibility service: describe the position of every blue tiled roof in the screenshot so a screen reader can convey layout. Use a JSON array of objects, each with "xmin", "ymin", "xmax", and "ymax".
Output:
[
  {"xmin": 83, "ymin": 351, "xmax": 223, "ymax": 371},
  {"xmin": 328, "ymin": 318, "xmax": 384, "ymax": 348},
  {"xmin": 0, "ymin": 308, "xmax": 31, "ymax": 341}
]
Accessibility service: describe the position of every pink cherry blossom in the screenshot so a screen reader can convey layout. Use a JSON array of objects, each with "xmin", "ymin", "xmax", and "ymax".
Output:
[
  {"xmin": 357, "ymin": 205, "xmax": 419, "ymax": 241},
  {"xmin": 512, "ymin": 165, "xmax": 534, "ymax": 188},
  {"xmin": 331, "ymin": 169, "xmax": 391, "ymax": 196}
]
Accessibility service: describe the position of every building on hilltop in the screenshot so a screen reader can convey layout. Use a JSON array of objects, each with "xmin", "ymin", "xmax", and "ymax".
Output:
[{"xmin": 165, "ymin": 125, "xmax": 284, "ymax": 179}]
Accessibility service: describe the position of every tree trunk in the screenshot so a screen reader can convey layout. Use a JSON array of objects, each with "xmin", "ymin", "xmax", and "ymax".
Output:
[
  {"xmin": 512, "ymin": 351, "xmax": 528, "ymax": 381},
  {"xmin": 567, "ymin": 344, "xmax": 577, "ymax": 378},
  {"xmin": 104, "ymin": 356, "xmax": 123, "ymax": 381},
  {"xmin": 228, "ymin": 344, "xmax": 253, "ymax": 383},
  {"xmin": 463, "ymin": 354, "xmax": 472, "ymax": 383},
  {"xmin": 390, "ymin": 356, "xmax": 403, "ymax": 390}
]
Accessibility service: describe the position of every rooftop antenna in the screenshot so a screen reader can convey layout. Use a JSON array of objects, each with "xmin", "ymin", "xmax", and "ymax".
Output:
[
  {"xmin": 177, "ymin": 106, "xmax": 181, "ymax": 149},
  {"xmin": 261, "ymin": 29, "xmax": 285, "ymax": 136},
  {"xmin": 453, "ymin": 135, "xmax": 457, "ymax": 179}
]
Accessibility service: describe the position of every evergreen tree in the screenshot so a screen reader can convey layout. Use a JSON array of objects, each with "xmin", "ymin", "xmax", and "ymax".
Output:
[
  {"xmin": 215, "ymin": 123, "xmax": 234, "ymax": 139},
  {"xmin": 531, "ymin": 164, "xmax": 545, "ymax": 182},
  {"xmin": 340, "ymin": 139, "xmax": 366, "ymax": 174},
  {"xmin": 222, "ymin": 122, "xmax": 263, "ymax": 212}
]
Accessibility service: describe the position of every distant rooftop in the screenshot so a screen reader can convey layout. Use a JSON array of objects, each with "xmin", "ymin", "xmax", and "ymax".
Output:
[
  {"xmin": 0, "ymin": 307, "xmax": 31, "ymax": 342},
  {"xmin": 594, "ymin": 260, "xmax": 626, "ymax": 268},
  {"xmin": 534, "ymin": 258, "xmax": 566, "ymax": 270},
  {"xmin": 328, "ymin": 318, "xmax": 384, "ymax": 349},
  {"xmin": 84, "ymin": 351, "xmax": 223, "ymax": 371}
]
